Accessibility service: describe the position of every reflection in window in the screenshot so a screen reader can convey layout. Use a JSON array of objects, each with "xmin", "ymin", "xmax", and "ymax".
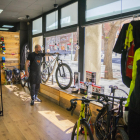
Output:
[
  {"xmin": 32, "ymin": 17, "xmax": 42, "ymax": 35},
  {"xmin": 46, "ymin": 11, "xmax": 58, "ymax": 31},
  {"xmin": 61, "ymin": 2, "xmax": 78, "ymax": 28}
]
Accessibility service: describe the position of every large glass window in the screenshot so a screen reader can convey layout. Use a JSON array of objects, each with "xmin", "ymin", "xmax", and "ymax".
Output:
[
  {"xmin": 86, "ymin": 0, "xmax": 140, "ymax": 22},
  {"xmin": 45, "ymin": 32, "xmax": 78, "ymax": 84},
  {"xmin": 32, "ymin": 36, "xmax": 43, "ymax": 52},
  {"xmin": 32, "ymin": 17, "xmax": 42, "ymax": 35},
  {"xmin": 122, "ymin": 0, "xmax": 140, "ymax": 13},
  {"xmin": 84, "ymin": 17, "xmax": 137, "ymax": 96},
  {"xmin": 61, "ymin": 2, "xmax": 78, "ymax": 28},
  {"xmin": 46, "ymin": 11, "xmax": 58, "ymax": 31},
  {"xmin": 86, "ymin": 0, "xmax": 121, "ymax": 21}
]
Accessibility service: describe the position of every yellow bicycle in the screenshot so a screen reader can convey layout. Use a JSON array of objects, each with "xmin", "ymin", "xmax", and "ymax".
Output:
[{"xmin": 67, "ymin": 96, "xmax": 94, "ymax": 140}]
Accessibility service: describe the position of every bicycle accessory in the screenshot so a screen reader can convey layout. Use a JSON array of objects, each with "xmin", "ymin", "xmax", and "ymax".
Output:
[
  {"xmin": 13, "ymin": 68, "xmax": 20, "ymax": 84},
  {"xmin": 1, "ymin": 36, "xmax": 4, "ymax": 42},
  {"xmin": 5, "ymin": 69, "xmax": 12, "ymax": 82},
  {"xmin": 2, "ymin": 57, "xmax": 5, "ymax": 69}
]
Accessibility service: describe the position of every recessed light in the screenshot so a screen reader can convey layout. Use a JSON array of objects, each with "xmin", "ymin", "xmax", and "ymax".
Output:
[
  {"xmin": 2, "ymin": 25, "xmax": 14, "ymax": 28},
  {"xmin": 0, "ymin": 28, "xmax": 9, "ymax": 31},
  {"xmin": 18, "ymin": 17, "xmax": 26, "ymax": 20},
  {"xmin": 0, "ymin": 9, "xmax": 3, "ymax": 14}
]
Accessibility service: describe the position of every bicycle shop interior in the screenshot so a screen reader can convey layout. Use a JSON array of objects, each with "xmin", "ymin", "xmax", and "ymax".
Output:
[{"xmin": 0, "ymin": 0, "xmax": 140, "ymax": 140}]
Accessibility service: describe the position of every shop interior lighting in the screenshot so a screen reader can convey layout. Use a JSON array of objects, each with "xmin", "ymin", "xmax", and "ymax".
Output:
[
  {"xmin": 2, "ymin": 25, "xmax": 14, "ymax": 28},
  {"xmin": 0, "ymin": 28, "xmax": 9, "ymax": 31},
  {"xmin": 0, "ymin": 9, "xmax": 3, "ymax": 14}
]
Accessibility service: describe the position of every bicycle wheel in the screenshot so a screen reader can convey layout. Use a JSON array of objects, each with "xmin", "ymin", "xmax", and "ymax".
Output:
[
  {"xmin": 71, "ymin": 121, "xmax": 94, "ymax": 140},
  {"xmin": 41, "ymin": 68, "xmax": 50, "ymax": 83},
  {"xmin": 55, "ymin": 63, "xmax": 72, "ymax": 90},
  {"xmin": 95, "ymin": 105, "xmax": 112, "ymax": 140},
  {"xmin": 21, "ymin": 78, "xmax": 26, "ymax": 87},
  {"xmin": 115, "ymin": 129, "xmax": 129, "ymax": 140}
]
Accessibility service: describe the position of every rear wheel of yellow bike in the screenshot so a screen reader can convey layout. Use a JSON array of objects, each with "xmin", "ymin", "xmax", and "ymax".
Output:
[{"xmin": 71, "ymin": 121, "xmax": 94, "ymax": 140}]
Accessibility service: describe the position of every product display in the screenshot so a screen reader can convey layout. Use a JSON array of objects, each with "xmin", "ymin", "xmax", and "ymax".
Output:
[
  {"xmin": 1, "ymin": 38, "xmax": 6, "ymax": 54},
  {"xmin": 1, "ymin": 36, "xmax": 4, "ymax": 42},
  {"xmin": 5, "ymin": 69, "xmax": 12, "ymax": 85},
  {"xmin": 74, "ymin": 72, "xmax": 80, "ymax": 88},
  {"xmin": 80, "ymin": 81, "xmax": 88, "ymax": 95},
  {"xmin": 92, "ymin": 84, "xmax": 104, "ymax": 94},
  {"xmin": 13, "ymin": 68, "xmax": 20, "ymax": 84},
  {"xmin": 2, "ymin": 57, "xmax": 5, "ymax": 69},
  {"xmin": 86, "ymin": 71, "xmax": 96, "ymax": 84}
]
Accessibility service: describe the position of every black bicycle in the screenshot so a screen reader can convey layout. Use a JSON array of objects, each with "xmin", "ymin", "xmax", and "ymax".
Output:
[
  {"xmin": 41, "ymin": 53, "xmax": 73, "ymax": 90},
  {"xmin": 94, "ymin": 86, "xmax": 129, "ymax": 140}
]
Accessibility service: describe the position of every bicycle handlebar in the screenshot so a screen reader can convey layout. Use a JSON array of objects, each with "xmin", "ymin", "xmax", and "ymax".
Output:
[{"xmin": 66, "ymin": 92, "xmax": 127, "ymax": 116}]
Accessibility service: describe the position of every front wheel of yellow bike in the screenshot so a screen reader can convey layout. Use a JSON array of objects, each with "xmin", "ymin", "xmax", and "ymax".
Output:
[{"xmin": 71, "ymin": 121, "xmax": 94, "ymax": 140}]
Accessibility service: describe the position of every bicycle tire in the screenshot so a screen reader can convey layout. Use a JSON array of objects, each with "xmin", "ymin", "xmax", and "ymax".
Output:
[
  {"xmin": 115, "ymin": 128, "xmax": 129, "ymax": 140},
  {"xmin": 95, "ymin": 104, "xmax": 112, "ymax": 140},
  {"xmin": 55, "ymin": 63, "xmax": 72, "ymax": 90},
  {"xmin": 71, "ymin": 121, "xmax": 94, "ymax": 140},
  {"xmin": 21, "ymin": 78, "xmax": 26, "ymax": 87},
  {"xmin": 41, "ymin": 68, "xmax": 50, "ymax": 83}
]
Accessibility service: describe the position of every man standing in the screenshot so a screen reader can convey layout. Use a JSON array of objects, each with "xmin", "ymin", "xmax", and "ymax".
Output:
[{"xmin": 25, "ymin": 44, "xmax": 54, "ymax": 106}]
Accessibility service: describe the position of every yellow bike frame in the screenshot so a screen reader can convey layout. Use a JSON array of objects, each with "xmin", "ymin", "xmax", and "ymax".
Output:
[{"xmin": 76, "ymin": 100, "xmax": 92, "ymax": 140}]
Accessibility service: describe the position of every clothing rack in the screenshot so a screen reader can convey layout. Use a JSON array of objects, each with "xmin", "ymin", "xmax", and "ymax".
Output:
[{"xmin": 0, "ymin": 64, "xmax": 3, "ymax": 116}]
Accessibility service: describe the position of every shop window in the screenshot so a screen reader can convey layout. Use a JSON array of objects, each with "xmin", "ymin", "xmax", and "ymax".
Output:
[
  {"xmin": 122, "ymin": 0, "xmax": 140, "ymax": 13},
  {"xmin": 45, "ymin": 32, "xmax": 78, "ymax": 84},
  {"xmin": 86, "ymin": 0, "xmax": 140, "ymax": 22},
  {"xmin": 86, "ymin": 0, "xmax": 121, "ymax": 21},
  {"xmin": 32, "ymin": 17, "xmax": 42, "ymax": 35},
  {"xmin": 46, "ymin": 11, "xmax": 58, "ymax": 31},
  {"xmin": 85, "ymin": 18, "xmax": 135, "ymax": 96},
  {"xmin": 61, "ymin": 2, "xmax": 78, "ymax": 28}
]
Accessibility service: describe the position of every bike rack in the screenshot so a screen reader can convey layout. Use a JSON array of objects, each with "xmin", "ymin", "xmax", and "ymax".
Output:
[{"xmin": 0, "ymin": 65, "xmax": 3, "ymax": 116}]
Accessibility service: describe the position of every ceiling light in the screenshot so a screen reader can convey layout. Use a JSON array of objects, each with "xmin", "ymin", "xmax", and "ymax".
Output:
[
  {"xmin": 18, "ymin": 17, "xmax": 26, "ymax": 20},
  {"xmin": 0, "ymin": 28, "xmax": 9, "ymax": 31},
  {"xmin": 2, "ymin": 25, "xmax": 14, "ymax": 28},
  {"xmin": 0, "ymin": 9, "xmax": 3, "ymax": 14}
]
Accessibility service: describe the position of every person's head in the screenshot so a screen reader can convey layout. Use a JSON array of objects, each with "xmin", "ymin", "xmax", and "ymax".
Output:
[{"xmin": 35, "ymin": 44, "xmax": 41, "ymax": 53}]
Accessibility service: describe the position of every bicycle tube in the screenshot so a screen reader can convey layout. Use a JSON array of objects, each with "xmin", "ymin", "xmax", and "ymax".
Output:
[
  {"xmin": 41, "ymin": 60, "xmax": 57, "ymax": 83},
  {"xmin": 71, "ymin": 121, "xmax": 94, "ymax": 140},
  {"xmin": 77, "ymin": 103, "xmax": 85, "ymax": 139}
]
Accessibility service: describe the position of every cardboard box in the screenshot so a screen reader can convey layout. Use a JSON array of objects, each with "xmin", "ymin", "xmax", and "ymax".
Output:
[
  {"xmin": 86, "ymin": 71, "xmax": 96, "ymax": 84},
  {"xmin": 80, "ymin": 81, "xmax": 87, "ymax": 95},
  {"xmin": 92, "ymin": 84, "xmax": 104, "ymax": 94}
]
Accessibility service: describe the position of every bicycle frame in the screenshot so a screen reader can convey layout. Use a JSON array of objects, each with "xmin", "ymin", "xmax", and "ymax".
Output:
[
  {"xmin": 77, "ymin": 101, "xmax": 92, "ymax": 140},
  {"xmin": 42, "ymin": 55, "xmax": 59, "ymax": 83}
]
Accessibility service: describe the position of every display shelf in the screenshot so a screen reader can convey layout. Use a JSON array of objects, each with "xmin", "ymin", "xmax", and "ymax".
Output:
[
  {"xmin": 39, "ymin": 82, "xmax": 102, "ymax": 122},
  {"xmin": 0, "ymin": 65, "xmax": 3, "ymax": 116}
]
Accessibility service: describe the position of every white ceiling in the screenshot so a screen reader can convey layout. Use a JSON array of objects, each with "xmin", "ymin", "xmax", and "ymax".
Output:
[{"xmin": 0, "ymin": 0, "xmax": 71, "ymax": 22}]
